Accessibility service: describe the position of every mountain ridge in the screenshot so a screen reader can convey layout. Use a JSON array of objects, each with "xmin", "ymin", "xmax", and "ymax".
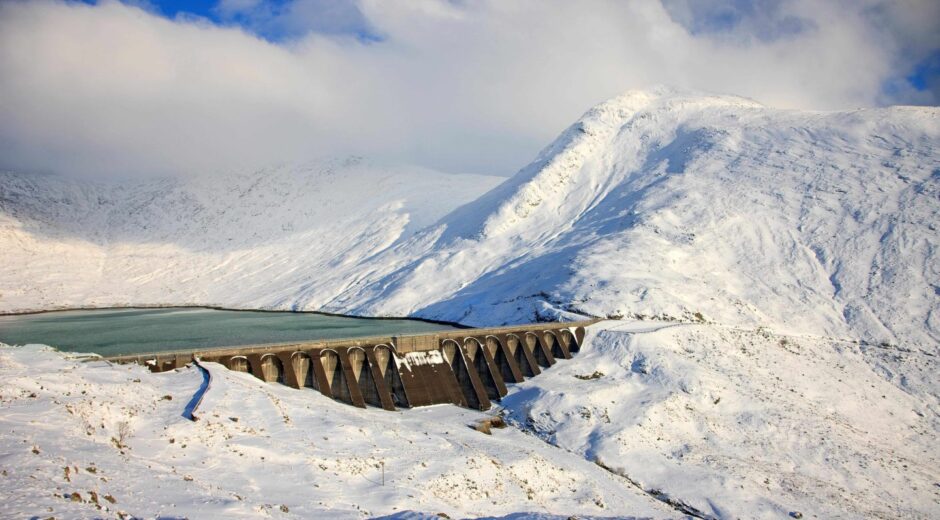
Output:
[{"xmin": 333, "ymin": 88, "xmax": 939, "ymax": 348}]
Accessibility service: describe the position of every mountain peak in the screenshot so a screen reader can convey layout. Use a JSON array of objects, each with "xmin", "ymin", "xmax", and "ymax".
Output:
[{"xmin": 351, "ymin": 90, "xmax": 939, "ymax": 345}]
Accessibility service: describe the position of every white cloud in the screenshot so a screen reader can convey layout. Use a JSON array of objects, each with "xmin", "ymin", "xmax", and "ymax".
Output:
[{"xmin": 0, "ymin": 0, "xmax": 936, "ymax": 178}]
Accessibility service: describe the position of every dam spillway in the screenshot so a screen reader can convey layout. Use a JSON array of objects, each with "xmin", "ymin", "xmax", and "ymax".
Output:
[{"xmin": 105, "ymin": 320, "xmax": 596, "ymax": 411}]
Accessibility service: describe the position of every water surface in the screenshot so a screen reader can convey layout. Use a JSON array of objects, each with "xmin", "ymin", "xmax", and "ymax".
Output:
[{"xmin": 0, "ymin": 308, "xmax": 458, "ymax": 357}]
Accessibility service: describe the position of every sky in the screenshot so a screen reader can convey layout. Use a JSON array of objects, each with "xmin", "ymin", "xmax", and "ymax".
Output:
[{"xmin": 0, "ymin": 0, "xmax": 937, "ymax": 179}]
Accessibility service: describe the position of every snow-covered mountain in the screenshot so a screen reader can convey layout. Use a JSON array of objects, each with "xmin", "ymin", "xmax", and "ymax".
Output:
[
  {"xmin": 0, "ymin": 158, "xmax": 503, "ymax": 312},
  {"xmin": 336, "ymin": 88, "xmax": 940, "ymax": 348},
  {"xmin": 2, "ymin": 88, "xmax": 938, "ymax": 348}
]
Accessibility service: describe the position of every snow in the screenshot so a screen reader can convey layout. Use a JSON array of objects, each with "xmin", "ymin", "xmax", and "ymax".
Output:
[
  {"xmin": 0, "ymin": 157, "xmax": 503, "ymax": 314},
  {"xmin": 499, "ymin": 321, "xmax": 939, "ymax": 519},
  {"xmin": 334, "ymin": 88, "xmax": 940, "ymax": 349},
  {"xmin": 2, "ymin": 87, "xmax": 939, "ymax": 518},
  {"xmin": 3, "ymin": 319, "xmax": 937, "ymax": 518},
  {"xmin": 0, "ymin": 343, "xmax": 674, "ymax": 519}
]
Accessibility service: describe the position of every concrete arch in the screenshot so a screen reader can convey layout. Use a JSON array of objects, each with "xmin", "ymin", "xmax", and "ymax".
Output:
[
  {"xmin": 441, "ymin": 340, "xmax": 458, "ymax": 365},
  {"xmin": 559, "ymin": 328, "xmax": 581, "ymax": 353},
  {"xmin": 373, "ymin": 344, "xmax": 393, "ymax": 376},
  {"xmin": 348, "ymin": 347, "xmax": 382, "ymax": 407},
  {"xmin": 290, "ymin": 352, "xmax": 316, "ymax": 389},
  {"xmin": 506, "ymin": 333, "xmax": 539, "ymax": 377},
  {"xmin": 259, "ymin": 354, "xmax": 285, "ymax": 384},
  {"xmin": 483, "ymin": 336, "xmax": 499, "ymax": 356},
  {"xmin": 228, "ymin": 356, "xmax": 251, "ymax": 374},
  {"xmin": 373, "ymin": 344, "xmax": 408, "ymax": 406},
  {"xmin": 462, "ymin": 337, "xmax": 480, "ymax": 359},
  {"xmin": 575, "ymin": 326, "xmax": 586, "ymax": 349},
  {"xmin": 525, "ymin": 331, "xmax": 555, "ymax": 368},
  {"xmin": 320, "ymin": 349, "xmax": 353, "ymax": 404},
  {"xmin": 486, "ymin": 335, "xmax": 524, "ymax": 384},
  {"xmin": 464, "ymin": 337, "xmax": 504, "ymax": 400},
  {"xmin": 441, "ymin": 339, "xmax": 481, "ymax": 409},
  {"xmin": 543, "ymin": 330, "xmax": 571, "ymax": 359}
]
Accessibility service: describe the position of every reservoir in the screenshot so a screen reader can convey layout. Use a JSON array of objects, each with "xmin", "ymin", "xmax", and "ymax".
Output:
[{"xmin": 0, "ymin": 307, "xmax": 459, "ymax": 357}]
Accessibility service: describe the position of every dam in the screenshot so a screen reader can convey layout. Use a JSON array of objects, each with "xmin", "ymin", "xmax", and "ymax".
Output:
[{"xmin": 106, "ymin": 320, "xmax": 595, "ymax": 411}]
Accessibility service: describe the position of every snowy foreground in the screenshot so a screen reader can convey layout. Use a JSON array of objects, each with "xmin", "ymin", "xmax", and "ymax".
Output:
[{"xmin": 2, "ymin": 321, "xmax": 937, "ymax": 519}]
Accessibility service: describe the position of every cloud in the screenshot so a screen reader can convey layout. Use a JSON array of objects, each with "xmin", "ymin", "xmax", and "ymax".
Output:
[{"xmin": 0, "ymin": 0, "xmax": 936, "ymax": 178}]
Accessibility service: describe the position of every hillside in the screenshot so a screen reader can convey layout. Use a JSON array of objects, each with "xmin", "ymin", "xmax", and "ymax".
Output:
[
  {"xmin": 0, "ymin": 158, "xmax": 502, "ymax": 313},
  {"xmin": 336, "ymin": 88, "xmax": 940, "ymax": 348}
]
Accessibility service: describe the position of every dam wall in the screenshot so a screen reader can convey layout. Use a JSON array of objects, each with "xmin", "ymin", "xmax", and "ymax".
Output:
[{"xmin": 105, "ymin": 320, "xmax": 596, "ymax": 411}]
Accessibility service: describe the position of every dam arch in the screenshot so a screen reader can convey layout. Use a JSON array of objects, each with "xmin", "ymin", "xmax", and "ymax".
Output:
[
  {"xmin": 227, "ymin": 356, "xmax": 251, "ymax": 374},
  {"xmin": 575, "ymin": 326, "xmax": 586, "ymax": 349},
  {"xmin": 259, "ymin": 354, "xmax": 285, "ymax": 384},
  {"xmin": 290, "ymin": 352, "xmax": 316, "ymax": 389},
  {"xmin": 320, "ymin": 349, "xmax": 353, "ymax": 404},
  {"xmin": 559, "ymin": 328, "xmax": 580, "ymax": 354},
  {"xmin": 486, "ymin": 335, "xmax": 523, "ymax": 383},
  {"xmin": 543, "ymin": 330, "xmax": 570, "ymax": 359},
  {"xmin": 442, "ymin": 339, "xmax": 481, "ymax": 409},
  {"xmin": 525, "ymin": 331, "xmax": 555, "ymax": 368},
  {"xmin": 347, "ymin": 347, "xmax": 380, "ymax": 407},
  {"xmin": 506, "ymin": 333, "xmax": 538, "ymax": 378},
  {"xmin": 373, "ymin": 344, "xmax": 408, "ymax": 407},
  {"xmin": 464, "ymin": 337, "xmax": 505, "ymax": 400}
]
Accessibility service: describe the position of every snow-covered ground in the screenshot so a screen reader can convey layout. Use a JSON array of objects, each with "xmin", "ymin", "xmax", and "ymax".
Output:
[
  {"xmin": 2, "ymin": 87, "xmax": 939, "ymax": 518},
  {"xmin": 3, "ymin": 319, "xmax": 937, "ymax": 519},
  {"xmin": 0, "ymin": 341, "xmax": 676, "ymax": 519},
  {"xmin": 502, "ymin": 322, "xmax": 939, "ymax": 519}
]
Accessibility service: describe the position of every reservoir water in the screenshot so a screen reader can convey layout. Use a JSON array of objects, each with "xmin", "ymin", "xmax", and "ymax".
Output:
[{"xmin": 0, "ymin": 307, "xmax": 459, "ymax": 357}]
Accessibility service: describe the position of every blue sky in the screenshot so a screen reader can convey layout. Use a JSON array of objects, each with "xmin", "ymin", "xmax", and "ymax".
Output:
[
  {"xmin": 907, "ymin": 51, "xmax": 940, "ymax": 91},
  {"xmin": 2, "ymin": 0, "xmax": 938, "ymax": 177},
  {"xmin": 118, "ymin": 0, "xmax": 381, "ymax": 42},
  {"xmin": 141, "ymin": 0, "xmax": 219, "ymax": 19}
]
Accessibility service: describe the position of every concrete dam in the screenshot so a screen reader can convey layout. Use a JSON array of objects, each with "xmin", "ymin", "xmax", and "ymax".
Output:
[{"xmin": 106, "ymin": 320, "xmax": 595, "ymax": 411}]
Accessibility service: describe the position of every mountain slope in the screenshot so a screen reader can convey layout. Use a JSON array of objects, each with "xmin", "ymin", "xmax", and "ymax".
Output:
[
  {"xmin": 497, "ymin": 321, "xmax": 940, "ymax": 519},
  {"xmin": 335, "ymin": 88, "xmax": 940, "ymax": 347},
  {"xmin": 0, "ymin": 158, "xmax": 503, "ymax": 312}
]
